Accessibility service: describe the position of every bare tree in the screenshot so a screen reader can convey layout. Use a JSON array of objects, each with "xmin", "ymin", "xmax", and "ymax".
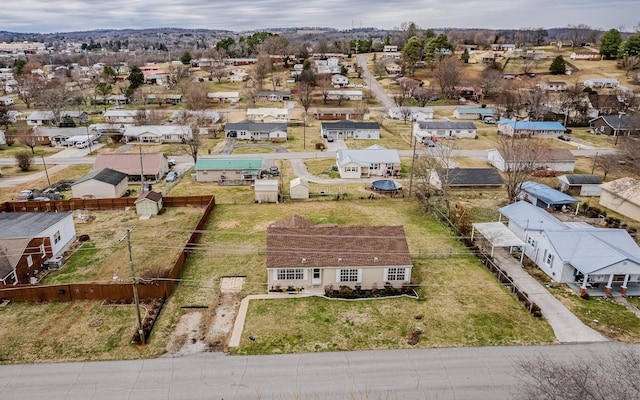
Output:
[
  {"xmin": 182, "ymin": 124, "xmax": 200, "ymax": 162},
  {"xmin": 296, "ymin": 81, "xmax": 314, "ymax": 114},
  {"xmin": 319, "ymin": 76, "xmax": 333, "ymax": 104},
  {"xmin": 413, "ymin": 86, "xmax": 435, "ymax": 107},
  {"xmin": 37, "ymin": 79, "xmax": 70, "ymax": 126},
  {"xmin": 434, "ymin": 57, "xmax": 462, "ymax": 100},
  {"xmin": 516, "ymin": 348, "xmax": 640, "ymax": 400},
  {"xmin": 15, "ymin": 74, "xmax": 44, "ymax": 109},
  {"xmin": 18, "ymin": 125, "xmax": 39, "ymax": 154},
  {"xmin": 167, "ymin": 64, "xmax": 192, "ymax": 90},
  {"xmin": 399, "ymin": 106, "xmax": 413, "ymax": 124},
  {"xmin": 183, "ymin": 83, "xmax": 209, "ymax": 112},
  {"xmin": 497, "ymin": 135, "xmax": 548, "ymax": 203},
  {"xmin": 251, "ymin": 53, "xmax": 271, "ymax": 92},
  {"xmin": 413, "ymin": 141, "xmax": 458, "ymax": 216},
  {"xmin": 595, "ymin": 153, "xmax": 619, "ymax": 180},
  {"xmin": 567, "ymin": 23, "xmax": 594, "ymax": 47},
  {"xmin": 480, "ymin": 67, "xmax": 503, "ymax": 99},
  {"xmin": 269, "ymin": 71, "xmax": 284, "ymax": 91},
  {"xmin": 524, "ymin": 86, "xmax": 550, "ymax": 120}
]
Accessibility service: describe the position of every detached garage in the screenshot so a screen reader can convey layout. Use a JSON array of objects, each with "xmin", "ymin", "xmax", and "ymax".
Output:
[
  {"xmin": 255, "ymin": 179, "xmax": 279, "ymax": 203},
  {"xmin": 71, "ymin": 168, "xmax": 128, "ymax": 199}
]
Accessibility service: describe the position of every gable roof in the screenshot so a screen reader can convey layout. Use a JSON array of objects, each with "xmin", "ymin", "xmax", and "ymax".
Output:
[
  {"xmin": 521, "ymin": 181, "xmax": 579, "ymax": 205},
  {"xmin": 559, "ymin": 174, "xmax": 602, "ymax": 185},
  {"xmin": 225, "ymin": 120, "xmax": 287, "ymax": 132},
  {"xmin": 454, "ymin": 107, "xmax": 496, "ymax": 115},
  {"xmin": 497, "ymin": 119, "xmax": 566, "ymax": 131},
  {"xmin": 321, "ymin": 120, "xmax": 380, "ymax": 130},
  {"xmin": 135, "ymin": 190, "xmax": 162, "ymax": 203},
  {"xmin": 73, "ymin": 168, "xmax": 128, "ymax": 186},
  {"xmin": 266, "ymin": 216, "xmax": 412, "ymax": 268},
  {"xmin": 437, "ymin": 168, "xmax": 504, "ymax": 186},
  {"xmin": 0, "ymin": 238, "xmax": 31, "ymax": 279},
  {"xmin": 600, "ymin": 177, "xmax": 640, "ymax": 206},
  {"xmin": 592, "ymin": 115, "xmax": 640, "ymax": 130},
  {"xmin": 93, "ymin": 153, "xmax": 166, "ymax": 176},
  {"xmin": 0, "ymin": 212, "xmax": 73, "ymax": 239},
  {"xmin": 336, "ymin": 145, "xmax": 400, "ymax": 168},
  {"xmin": 416, "ymin": 121, "xmax": 477, "ymax": 130},
  {"xmin": 499, "ymin": 201, "xmax": 568, "ymax": 230},
  {"xmin": 194, "ymin": 158, "xmax": 262, "ymax": 171}
]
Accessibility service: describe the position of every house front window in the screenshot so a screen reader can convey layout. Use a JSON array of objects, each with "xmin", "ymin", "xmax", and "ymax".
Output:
[
  {"xmin": 276, "ymin": 268, "xmax": 305, "ymax": 280},
  {"xmin": 385, "ymin": 267, "xmax": 407, "ymax": 281},
  {"xmin": 337, "ymin": 269, "xmax": 360, "ymax": 282},
  {"xmin": 543, "ymin": 250, "xmax": 554, "ymax": 266}
]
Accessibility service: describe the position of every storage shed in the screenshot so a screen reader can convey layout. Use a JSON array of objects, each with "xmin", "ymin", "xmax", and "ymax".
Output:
[
  {"xmin": 135, "ymin": 191, "xmax": 163, "ymax": 215},
  {"xmin": 71, "ymin": 168, "xmax": 128, "ymax": 199},
  {"xmin": 255, "ymin": 179, "xmax": 279, "ymax": 203},
  {"xmin": 289, "ymin": 178, "xmax": 309, "ymax": 200}
]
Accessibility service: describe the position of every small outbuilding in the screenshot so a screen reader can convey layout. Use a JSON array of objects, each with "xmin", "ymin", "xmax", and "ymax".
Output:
[
  {"xmin": 557, "ymin": 174, "xmax": 602, "ymax": 196},
  {"xmin": 71, "ymin": 168, "xmax": 128, "ymax": 199},
  {"xmin": 289, "ymin": 178, "xmax": 309, "ymax": 200},
  {"xmin": 135, "ymin": 191, "xmax": 163, "ymax": 215},
  {"xmin": 519, "ymin": 181, "xmax": 580, "ymax": 212},
  {"xmin": 255, "ymin": 179, "xmax": 279, "ymax": 203}
]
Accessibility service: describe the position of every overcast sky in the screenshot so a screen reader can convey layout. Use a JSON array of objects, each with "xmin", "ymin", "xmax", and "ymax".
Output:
[{"xmin": 1, "ymin": 0, "xmax": 638, "ymax": 33}]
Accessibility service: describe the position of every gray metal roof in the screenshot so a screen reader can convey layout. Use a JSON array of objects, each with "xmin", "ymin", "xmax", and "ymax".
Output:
[
  {"xmin": 559, "ymin": 174, "xmax": 602, "ymax": 185},
  {"xmin": 437, "ymin": 168, "xmax": 504, "ymax": 186},
  {"xmin": 321, "ymin": 120, "xmax": 380, "ymax": 130},
  {"xmin": 73, "ymin": 168, "xmax": 128, "ymax": 186},
  {"xmin": 0, "ymin": 212, "xmax": 73, "ymax": 239},
  {"xmin": 416, "ymin": 121, "xmax": 476, "ymax": 130}
]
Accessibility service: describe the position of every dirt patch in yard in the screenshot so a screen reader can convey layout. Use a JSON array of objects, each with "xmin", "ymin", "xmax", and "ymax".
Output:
[
  {"xmin": 252, "ymin": 220, "xmax": 274, "ymax": 232},
  {"xmin": 217, "ymin": 220, "xmax": 240, "ymax": 229}
]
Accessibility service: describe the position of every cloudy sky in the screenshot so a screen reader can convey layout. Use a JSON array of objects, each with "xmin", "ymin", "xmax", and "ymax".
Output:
[{"xmin": 1, "ymin": 0, "xmax": 638, "ymax": 33}]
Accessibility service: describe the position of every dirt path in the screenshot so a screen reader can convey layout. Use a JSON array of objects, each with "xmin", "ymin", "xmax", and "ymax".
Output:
[{"xmin": 164, "ymin": 277, "xmax": 245, "ymax": 357}]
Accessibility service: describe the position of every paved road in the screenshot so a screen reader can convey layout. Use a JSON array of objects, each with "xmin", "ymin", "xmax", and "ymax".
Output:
[
  {"xmin": 358, "ymin": 55, "xmax": 394, "ymax": 109},
  {"xmin": 0, "ymin": 343, "xmax": 636, "ymax": 400}
]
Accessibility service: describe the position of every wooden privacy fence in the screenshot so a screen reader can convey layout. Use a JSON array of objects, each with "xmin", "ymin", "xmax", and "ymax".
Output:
[
  {"xmin": 0, "ymin": 195, "xmax": 216, "ymax": 302},
  {"xmin": 0, "ymin": 195, "xmax": 213, "ymax": 212}
]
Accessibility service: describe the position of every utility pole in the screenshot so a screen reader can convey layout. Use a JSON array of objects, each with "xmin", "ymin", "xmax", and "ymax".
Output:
[
  {"xmin": 126, "ymin": 228, "xmax": 145, "ymax": 345},
  {"xmin": 614, "ymin": 111, "xmax": 625, "ymax": 146},
  {"xmin": 303, "ymin": 113, "xmax": 307, "ymax": 150},
  {"xmin": 139, "ymin": 139, "xmax": 145, "ymax": 192},
  {"xmin": 408, "ymin": 129, "xmax": 417, "ymax": 198},
  {"xmin": 41, "ymin": 154, "xmax": 51, "ymax": 187},
  {"xmin": 591, "ymin": 152, "xmax": 598, "ymax": 175}
]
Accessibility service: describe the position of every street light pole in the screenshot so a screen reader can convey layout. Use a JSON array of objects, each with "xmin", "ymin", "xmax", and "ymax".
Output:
[{"xmin": 126, "ymin": 228, "xmax": 145, "ymax": 345}]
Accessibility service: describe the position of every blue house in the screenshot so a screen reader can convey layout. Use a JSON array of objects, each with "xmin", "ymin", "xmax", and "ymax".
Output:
[{"xmin": 518, "ymin": 181, "xmax": 579, "ymax": 212}]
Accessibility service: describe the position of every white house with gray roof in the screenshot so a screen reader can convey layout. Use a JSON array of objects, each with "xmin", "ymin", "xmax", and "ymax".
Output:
[
  {"xmin": 336, "ymin": 145, "xmax": 401, "ymax": 178},
  {"xmin": 124, "ymin": 125, "xmax": 192, "ymax": 143},
  {"xmin": 321, "ymin": 120, "xmax": 380, "ymax": 140},
  {"xmin": 71, "ymin": 168, "xmax": 129, "ymax": 198},
  {"xmin": 0, "ymin": 212, "xmax": 75, "ymax": 285},
  {"xmin": 499, "ymin": 201, "xmax": 640, "ymax": 296},
  {"xmin": 225, "ymin": 120, "xmax": 288, "ymax": 142},
  {"xmin": 413, "ymin": 121, "xmax": 477, "ymax": 140}
]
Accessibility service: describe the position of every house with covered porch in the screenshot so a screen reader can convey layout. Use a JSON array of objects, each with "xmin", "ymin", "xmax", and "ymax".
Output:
[
  {"xmin": 225, "ymin": 120, "xmax": 288, "ymax": 142},
  {"xmin": 336, "ymin": 145, "xmax": 401, "ymax": 179},
  {"xmin": 321, "ymin": 120, "xmax": 380, "ymax": 140},
  {"xmin": 496, "ymin": 201, "xmax": 640, "ymax": 297}
]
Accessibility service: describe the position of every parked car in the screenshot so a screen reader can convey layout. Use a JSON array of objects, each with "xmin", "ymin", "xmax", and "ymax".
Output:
[
  {"xmin": 483, "ymin": 117, "xmax": 496, "ymax": 124},
  {"xmin": 558, "ymin": 134, "xmax": 571, "ymax": 141},
  {"xmin": 16, "ymin": 190, "xmax": 34, "ymax": 201},
  {"xmin": 269, "ymin": 166, "xmax": 279, "ymax": 176},
  {"xmin": 32, "ymin": 197, "xmax": 51, "ymax": 201},
  {"xmin": 423, "ymin": 139, "xmax": 436, "ymax": 147},
  {"xmin": 167, "ymin": 158, "xmax": 176, "ymax": 167},
  {"xmin": 165, "ymin": 171, "xmax": 178, "ymax": 182},
  {"xmin": 327, "ymin": 136, "xmax": 334, "ymax": 142}
]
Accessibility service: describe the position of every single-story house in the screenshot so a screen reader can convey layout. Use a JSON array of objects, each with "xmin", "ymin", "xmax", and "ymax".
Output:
[
  {"xmin": 104, "ymin": 109, "xmax": 138, "ymax": 124},
  {"xmin": 228, "ymin": 71, "xmax": 248, "ymax": 82},
  {"xmin": 336, "ymin": 145, "xmax": 401, "ymax": 179},
  {"xmin": 26, "ymin": 111, "xmax": 88, "ymax": 126},
  {"xmin": 388, "ymin": 107, "xmax": 434, "ymax": 122},
  {"xmin": 487, "ymin": 148, "xmax": 576, "ymax": 172},
  {"xmin": 537, "ymin": 81, "xmax": 567, "ymax": 92},
  {"xmin": 0, "ymin": 96, "xmax": 14, "ymax": 105},
  {"xmin": 584, "ymin": 78, "xmax": 620, "ymax": 89},
  {"xmin": 588, "ymin": 94, "xmax": 624, "ymax": 116},
  {"xmin": 246, "ymin": 108, "xmax": 291, "ymax": 123},
  {"xmin": 208, "ymin": 91, "xmax": 240, "ymax": 104},
  {"xmin": 589, "ymin": 115, "xmax": 640, "ymax": 137},
  {"xmin": 135, "ymin": 191, "xmax": 163, "ymax": 215},
  {"xmin": 599, "ymin": 177, "xmax": 640, "ymax": 222},
  {"xmin": 71, "ymin": 168, "xmax": 129, "ymax": 199},
  {"xmin": 314, "ymin": 108, "xmax": 368, "ymax": 121},
  {"xmin": 498, "ymin": 200, "xmax": 640, "ymax": 296},
  {"xmin": 38, "ymin": 127, "xmax": 93, "ymax": 147},
  {"xmin": 289, "ymin": 178, "xmax": 309, "ymax": 200},
  {"xmin": 325, "ymin": 90, "xmax": 363, "ymax": 101},
  {"xmin": 570, "ymin": 52, "xmax": 601, "ymax": 61},
  {"xmin": 254, "ymin": 179, "xmax": 279, "ymax": 203},
  {"xmin": 385, "ymin": 63, "xmax": 402, "ymax": 75},
  {"xmin": 266, "ymin": 215, "xmax": 412, "ymax": 293},
  {"xmin": 93, "ymin": 153, "xmax": 169, "ymax": 182},
  {"xmin": 257, "ymin": 91, "xmax": 292, "ymax": 102},
  {"xmin": 430, "ymin": 168, "xmax": 504, "ymax": 190},
  {"xmin": 491, "ymin": 44, "xmax": 516, "ymax": 51},
  {"xmin": 314, "ymin": 57, "xmax": 341, "ymax": 74},
  {"xmin": 225, "ymin": 120, "xmax": 288, "ymax": 142},
  {"xmin": 146, "ymin": 94, "xmax": 182, "ymax": 105},
  {"xmin": 497, "ymin": 119, "xmax": 566, "ymax": 137},
  {"xmin": 124, "ymin": 125, "xmax": 192, "ymax": 143},
  {"xmin": 331, "ymin": 74, "xmax": 349, "ymax": 86},
  {"xmin": 413, "ymin": 121, "xmax": 477, "ymax": 140},
  {"xmin": 557, "ymin": 174, "xmax": 603, "ymax": 196},
  {"xmin": 169, "ymin": 110, "xmax": 220, "ymax": 125},
  {"xmin": 321, "ymin": 120, "xmax": 380, "ymax": 140},
  {"xmin": 453, "ymin": 107, "xmax": 496, "ymax": 120},
  {"xmin": 518, "ymin": 181, "xmax": 580, "ymax": 211},
  {"xmin": 0, "ymin": 212, "xmax": 75, "ymax": 286},
  {"xmin": 194, "ymin": 158, "xmax": 262, "ymax": 183}
]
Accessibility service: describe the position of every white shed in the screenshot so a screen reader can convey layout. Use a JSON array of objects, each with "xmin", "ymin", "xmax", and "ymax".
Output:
[
  {"xmin": 289, "ymin": 178, "xmax": 309, "ymax": 199},
  {"xmin": 254, "ymin": 179, "xmax": 279, "ymax": 203}
]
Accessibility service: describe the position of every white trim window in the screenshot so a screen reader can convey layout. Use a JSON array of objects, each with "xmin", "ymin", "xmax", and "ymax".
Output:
[
  {"xmin": 275, "ymin": 268, "xmax": 306, "ymax": 280},
  {"xmin": 543, "ymin": 249, "xmax": 554, "ymax": 266},
  {"xmin": 53, "ymin": 231, "xmax": 61, "ymax": 244},
  {"xmin": 27, "ymin": 255, "xmax": 33, "ymax": 267},
  {"xmin": 384, "ymin": 267, "xmax": 407, "ymax": 281},
  {"xmin": 526, "ymin": 236, "xmax": 536, "ymax": 249},
  {"xmin": 336, "ymin": 268, "xmax": 361, "ymax": 283}
]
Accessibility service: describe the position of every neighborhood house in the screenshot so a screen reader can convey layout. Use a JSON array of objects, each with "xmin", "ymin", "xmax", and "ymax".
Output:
[
  {"xmin": 413, "ymin": 121, "xmax": 477, "ymax": 140},
  {"xmin": 266, "ymin": 215, "xmax": 412, "ymax": 293},
  {"xmin": 321, "ymin": 120, "xmax": 380, "ymax": 140},
  {"xmin": 194, "ymin": 158, "xmax": 262, "ymax": 184},
  {"xmin": 225, "ymin": 120, "xmax": 288, "ymax": 142},
  {"xmin": 335, "ymin": 145, "xmax": 401, "ymax": 179}
]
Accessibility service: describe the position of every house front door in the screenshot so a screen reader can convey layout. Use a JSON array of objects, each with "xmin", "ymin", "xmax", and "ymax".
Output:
[{"xmin": 312, "ymin": 268, "xmax": 321, "ymax": 285}]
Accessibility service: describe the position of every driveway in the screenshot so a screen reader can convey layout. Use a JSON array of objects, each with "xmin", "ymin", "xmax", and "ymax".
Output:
[
  {"xmin": 357, "ymin": 55, "xmax": 394, "ymax": 109},
  {"xmin": 492, "ymin": 248, "xmax": 608, "ymax": 343}
]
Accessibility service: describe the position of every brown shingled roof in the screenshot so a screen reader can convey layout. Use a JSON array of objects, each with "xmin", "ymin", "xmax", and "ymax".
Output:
[{"xmin": 266, "ymin": 216, "xmax": 412, "ymax": 269}]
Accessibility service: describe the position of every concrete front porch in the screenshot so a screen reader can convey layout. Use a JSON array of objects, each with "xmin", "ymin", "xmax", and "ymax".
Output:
[{"xmin": 566, "ymin": 281, "xmax": 640, "ymax": 297}]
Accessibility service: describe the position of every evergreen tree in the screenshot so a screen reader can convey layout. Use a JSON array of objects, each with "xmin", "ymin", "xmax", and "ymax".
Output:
[
  {"xmin": 619, "ymin": 34, "xmax": 640, "ymax": 57},
  {"xmin": 127, "ymin": 66, "xmax": 144, "ymax": 90},
  {"xmin": 549, "ymin": 55, "xmax": 566, "ymax": 75},
  {"xmin": 180, "ymin": 51, "xmax": 193, "ymax": 65},
  {"xmin": 599, "ymin": 29, "xmax": 622, "ymax": 60}
]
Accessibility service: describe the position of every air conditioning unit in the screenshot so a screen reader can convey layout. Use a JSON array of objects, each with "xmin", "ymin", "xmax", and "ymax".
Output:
[{"xmin": 45, "ymin": 255, "xmax": 64, "ymax": 270}]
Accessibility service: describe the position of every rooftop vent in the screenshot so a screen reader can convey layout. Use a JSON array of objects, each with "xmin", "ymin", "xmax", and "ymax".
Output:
[
  {"xmin": 301, "ymin": 258, "xmax": 307, "ymax": 263},
  {"xmin": 373, "ymin": 257, "xmax": 379, "ymax": 262},
  {"xmin": 337, "ymin": 258, "xmax": 343, "ymax": 262}
]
